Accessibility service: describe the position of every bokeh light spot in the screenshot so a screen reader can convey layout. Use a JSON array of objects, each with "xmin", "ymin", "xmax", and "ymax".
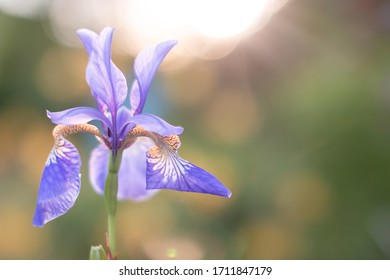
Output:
[
  {"xmin": 166, "ymin": 247, "xmax": 177, "ymax": 258},
  {"xmin": 43, "ymin": 0, "xmax": 289, "ymax": 61},
  {"xmin": 143, "ymin": 236, "xmax": 204, "ymax": 260}
]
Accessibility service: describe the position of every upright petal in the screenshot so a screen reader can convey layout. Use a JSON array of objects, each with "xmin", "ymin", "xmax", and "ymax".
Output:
[
  {"xmin": 47, "ymin": 106, "xmax": 112, "ymax": 129},
  {"xmin": 130, "ymin": 40, "xmax": 177, "ymax": 115},
  {"xmin": 77, "ymin": 29, "xmax": 110, "ymax": 114},
  {"xmin": 32, "ymin": 138, "xmax": 81, "ymax": 227},
  {"xmin": 116, "ymin": 106, "xmax": 134, "ymax": 141},
  {"xmin": 77, "ymin": 28, "xmax": 98, "ymax": 57},
  {"xmin": 145, "ymin": 136, "xmax": 231, "ymax": 197},
  {"xmin": 85, "ymin": 27, "xmax": 127, "ymax": 114}
]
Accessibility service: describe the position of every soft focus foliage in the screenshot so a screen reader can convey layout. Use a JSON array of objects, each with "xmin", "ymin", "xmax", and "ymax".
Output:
[{"xmin": 1, "ymin": 0, "xmax": 390, "ymax": 259}]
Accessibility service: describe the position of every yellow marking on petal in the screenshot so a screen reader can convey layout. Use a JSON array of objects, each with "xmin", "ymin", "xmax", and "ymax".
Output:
[
  {"xmin": 53, "ymin": 124, "xmax": 111, "ymax": 148},
  {"xmin": 120, "ymin": 125, "xmax": 183, "ymax": 181},
  {"xmin": 147, "ymin": 145, "xmax": 162, "ymax": 159},
  {"xmin": 119, "ymin": 125, "xmax": 155, "ymax": 149},
  {"xmin": 120, "ymin": 125, "xmax": 181, "ymax": 152}
]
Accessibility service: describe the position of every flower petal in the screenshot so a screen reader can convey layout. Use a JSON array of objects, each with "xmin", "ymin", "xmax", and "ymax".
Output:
[
  {"xmin": 77, "ymin": 29, "xmax": 109, "ymax": 115},
  {"xmin": 47, "ymin": 106, "xmax": 112, "ymax": 128},
  {"xmin": 145, "ymin": 136, "xmax": 231, "ymax": 197},
  {"xmin": 85, "ymin": 27, "xmax": 127, "ymax": 114},
  {"xmin": 118, "ymin": 137, "xmax": 159, "ymax": 201},
  {"xmin": 89, "ymin": 140, "xmax": 159, "ymax": 201},
  {"xmin": 116, "ymin": 106, "xmax": 135, "ymax": 141},
  {"xmin": 77, "ymin": 28, "xmax": 98, "ymax": 57},
  {"xmin": 32, "ymin": 138, "xmax": 81, "ymax": 227},
  {"xmin": 130, "ymin": 40, "xmax": 177, "ymax": 115},
  {"xmin": 88, "ymin": 144, "xmax": 108, "ymax": 196},
  {"xmin": 130, "ymin": 113, "xmax": 183, "ymax": 136}
]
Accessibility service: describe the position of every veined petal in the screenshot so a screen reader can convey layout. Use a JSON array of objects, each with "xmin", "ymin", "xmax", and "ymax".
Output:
[
  {"xmin": 145, "ymin": 136, "xmax": 231, "ymax": 197},
  {"xmin": 86, "ymin": 27, "xmax": 127, "ymax": 114},
  {"xmin": 47, "ymin": 106, "xmax": 112, "ymax": 128},
  {"xmin": 89, "ymin": 140, "xmax": 159, "ymax": 201},
  {"xmin": 130, "ymin": 113, "xmax": 183, "ymax": 136},
  {"xmin": 117, "ymin": 106, "xmax": 132, "ymax": 128},
  {"xmin": 77, "ymin": 29, "xmax": 110, "ymax": 115},
  {"xmin": 32, "ymin": 138, "xmax": 81, "ymax": 227},
  {"xmin": 130, "ymin": 40, "xmax": 177, "ymax": 115},
  {"xmin": 118, "ymin": 137, "xmax": 159, "ymax": 201},
  {"xmin": 88, "ymin": 144, "xmax": 109, "ymax": 196},
  {"xmin": 116, "ymin": 106, "xmax": 134, "ymax": 140},
  {"xmin": 77, "ymin": 28, "xmax": 98, "ymax": 57}
]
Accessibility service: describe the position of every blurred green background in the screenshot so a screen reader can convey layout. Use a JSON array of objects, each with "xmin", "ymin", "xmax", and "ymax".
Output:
[{"xmin": 1, "ymin": 0, "xmax": 390, "ymax": 259}]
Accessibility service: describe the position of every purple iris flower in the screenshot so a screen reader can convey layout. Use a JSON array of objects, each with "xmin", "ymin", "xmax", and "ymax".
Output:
[{"xmin": 33, "ymin": 27, "xmax": 231, "ymax": 227}]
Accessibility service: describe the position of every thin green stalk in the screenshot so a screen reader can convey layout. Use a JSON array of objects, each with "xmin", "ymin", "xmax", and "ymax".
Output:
[
  {"xmin": 104, "ymin": 152, "xmax": 122, "ymax": 258},
  {"xmin": 107, "ymin": 213, "xmax": 116, "ymax": 256}
]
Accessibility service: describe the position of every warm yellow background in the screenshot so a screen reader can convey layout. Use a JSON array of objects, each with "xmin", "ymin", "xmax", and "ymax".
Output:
[{"xmin": 0, "ymin": 0, "xmax": 389, "ymax": 259}]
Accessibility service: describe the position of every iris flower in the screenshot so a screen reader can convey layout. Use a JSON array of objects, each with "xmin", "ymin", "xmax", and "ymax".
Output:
[{"xmin": 32, "ymin": 27, "xmax": 231, "ymax": 228}]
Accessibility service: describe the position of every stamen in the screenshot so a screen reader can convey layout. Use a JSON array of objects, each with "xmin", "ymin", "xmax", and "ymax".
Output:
[{"xmin": 53, "ymin": 124, "xmax": 111, "ymax": 149}]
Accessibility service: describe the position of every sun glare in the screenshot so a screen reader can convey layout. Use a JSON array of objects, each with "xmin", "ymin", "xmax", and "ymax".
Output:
[
  {"xmin": 0, "ymin": 0, "xmax": 289, "ymax": 60},
  {"xmin": 122, "ymin": 0, "xmax": 287, "ymax": 59},
  {"xmin": 125, "ymin": 0, "xmax": 268, "ymax": 40}
]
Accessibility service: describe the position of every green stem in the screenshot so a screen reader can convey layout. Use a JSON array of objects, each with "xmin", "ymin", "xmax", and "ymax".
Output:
[
  {"xmin": 104, "ymin": 152, "xmax": 122, "ymax": 258},
  {"xmin": 107, "ymin": 213, "xmax": 116, "ymax": 256}
]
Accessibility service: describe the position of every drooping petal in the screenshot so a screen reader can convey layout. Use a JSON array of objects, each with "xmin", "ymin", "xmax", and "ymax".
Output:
[
  {"xmin": 47, "ymin": 106, "xmax": 112, "ymax": 128},
  {"xmin": 88, "ymin": 140, "xmax": 159, "ymax": 201},
  {"xmin": 32, "ymin": 138, "xmax": 81, "ymax": 227},
  {"xmin": 145, "ymin": 136, "xmax": 231, "ymax": 197},
  {"xmin": 130, "ymin": 113, "xmax": 183, "ymax": 136},
  {"xmin": 85, "ymin": 27, "xmax": 127, "ymax": 115},
  {"xmin": 130, "ymin": 40, "xmax": 177, "ymax": 115},
  {"xmin": 118, "ymin": 137, "xmax": 159, "ymax": 201}
]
